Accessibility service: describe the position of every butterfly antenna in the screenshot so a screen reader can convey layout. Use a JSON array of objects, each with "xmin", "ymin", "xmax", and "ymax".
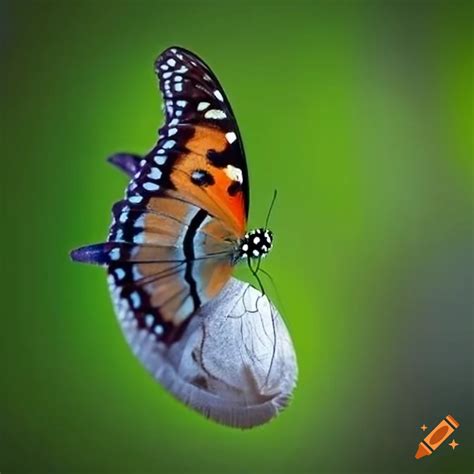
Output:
[{"xmin": 265, "ymin": 189, "xmax": 278, "ymax": 229}]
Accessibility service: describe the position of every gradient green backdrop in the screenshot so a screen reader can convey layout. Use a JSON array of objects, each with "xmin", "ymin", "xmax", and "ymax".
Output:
[{"xmin": 2, "ymin": 1, "xmax": 472, "ymax": 473}]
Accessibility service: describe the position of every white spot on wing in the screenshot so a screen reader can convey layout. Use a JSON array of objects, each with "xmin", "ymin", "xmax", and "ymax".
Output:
[
  {"xmin": 197, "ymin": 101, "xmax": 210, "ymax": 111},
  {"xmin": 147, "ymin": 168, "xmax": 162, "ymax": 180},
  {"xmin": 145, "ymin": 315, "xmax": 154, "ymax": 327},
  {"xmin": 163, "ymin": 140, "xmax": 175, "ymax": 149},
  {"xmin": 119, "ymin": 210, "xmax": 129, "ymax": 223},
  {"xmin": 214, "ymin": 90, "xmax": 224, "ymax": 101},
  {"xmin": 129, "ymin": 195, "xmax": 143, "ymax": 204},
  {"xmin": 133, "ymin": 232, "xmax": 144, "ymax": 244},
  {"xmin": 154, "ymin": 155, "xmax": 166, "ymax": 165},
  {"xmin": 110, "ymin": 248, "xmax": 120, "ymax": 261},
  {"xmin": 130, "ymin": 291, "xmax": 141, "ymax": 309},
  {"xmin": 204, "ymin": 109, "xmax": 226, "ymax": 120},
  {"xmin": 134, "ymin": 214, "xmax": 145, "ymax": 228},
  {"xmin": 115, "ymin": 268, "xmax": 125, "ymax": 280},
  {"xmin": 224, "ymin": 165, "xmax": 243, "ymax": 183},
  {"xmin": 225, "ymin": 132, "xmax": 237, "ymax": 144},
  {"xmin": 143, "ymin": 182, "xmax": 159, "ymax": 191}
]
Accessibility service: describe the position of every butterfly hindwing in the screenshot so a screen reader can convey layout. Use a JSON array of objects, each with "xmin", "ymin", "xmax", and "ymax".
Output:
[
  {"xmin": 74, "ymin": 198, "xmax": 234, "ymax": 344},
  {"xmin": 107, "ymin": 195, "xmax": 235, "ymax": 343}
]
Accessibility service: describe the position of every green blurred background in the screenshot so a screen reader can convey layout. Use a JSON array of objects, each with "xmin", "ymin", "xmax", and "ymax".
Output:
[{"xmin": 2, "ymin": 1, "xmax": 472, "ymax": 473}]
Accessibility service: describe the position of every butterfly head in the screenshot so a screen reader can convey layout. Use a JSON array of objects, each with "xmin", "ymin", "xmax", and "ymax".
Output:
[{"xmin": 238, "ymin": 228, "xmax": 273, "ymax": 260}]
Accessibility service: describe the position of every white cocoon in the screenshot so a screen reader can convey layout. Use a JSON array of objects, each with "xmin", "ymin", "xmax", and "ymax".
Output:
[{"xmin": 113, "ymin": 277, "xmax": 298, "ymax": 429}]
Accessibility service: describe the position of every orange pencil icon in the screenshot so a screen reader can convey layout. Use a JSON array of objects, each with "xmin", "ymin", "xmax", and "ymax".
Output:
[{"xmin": 415, "ymin": 415, "xmax": 460, "ymax": 459}]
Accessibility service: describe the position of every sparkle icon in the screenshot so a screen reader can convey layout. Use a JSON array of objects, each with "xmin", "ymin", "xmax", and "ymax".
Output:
[{"xmin": 448, "ymin": 439, "xmax": 459, "ymax": 450}]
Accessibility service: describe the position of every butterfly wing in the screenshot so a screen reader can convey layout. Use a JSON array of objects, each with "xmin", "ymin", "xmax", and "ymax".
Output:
[
  {"xmin": 152, "ymin": 46, "xmax": 249, "ymax": 236},
  {"xmin": 117, "ymin": 276, "xmax": 297, "ymax": 428},
  {"xmin": 72, "ymin": 194, "xmax": 236, "ymax": 343},
  {"xmin": 72, "ymin": 47, "xmax": 250, "ymax": 343}
]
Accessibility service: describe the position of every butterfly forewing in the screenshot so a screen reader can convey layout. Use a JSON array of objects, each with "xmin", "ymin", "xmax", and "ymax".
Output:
[{"xmin": 154, "ymin": 47, "xmax": 250, "ymax": 222}]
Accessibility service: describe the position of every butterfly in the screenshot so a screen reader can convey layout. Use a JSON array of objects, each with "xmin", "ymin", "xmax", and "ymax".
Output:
[{"xmin": 71, "ymin": 47, "xmax": 297, "ymax": 428}]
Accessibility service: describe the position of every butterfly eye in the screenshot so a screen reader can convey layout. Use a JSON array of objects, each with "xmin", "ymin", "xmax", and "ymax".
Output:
[{"xmin": 191, "ymin": 169, "xmax": 215, "ymax": 187}]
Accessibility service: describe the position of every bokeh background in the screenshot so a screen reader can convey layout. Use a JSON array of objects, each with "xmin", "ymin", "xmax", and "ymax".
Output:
[{"xmin": 2, "ymin": 1, "xmax": 472, "ymax": 473}]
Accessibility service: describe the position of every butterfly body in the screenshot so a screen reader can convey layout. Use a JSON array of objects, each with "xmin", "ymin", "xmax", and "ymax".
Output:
[
  {"xmin": 71, "ymin": 47, "xmax": 297, "ymax": 427},
  {"xmin": 238, "ymin": 228, "xmax": 274, "ymax": 260}
]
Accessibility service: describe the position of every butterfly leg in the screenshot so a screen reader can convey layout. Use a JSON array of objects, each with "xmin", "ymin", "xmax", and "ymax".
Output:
[{"xmin": 107, "ymin": 153, "xmax": 142, "ymax": 177}]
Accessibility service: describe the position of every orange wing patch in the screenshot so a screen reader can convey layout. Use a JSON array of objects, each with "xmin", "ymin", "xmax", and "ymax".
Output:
[
  {"xmin": 186, "ymin": 125, "xmax": 228, "ymax": 154},
  {"xmin": 120, "ymin": 196, "xmax": 237, "ymax": 327},
  {"xmin": 169, "ymin": 125, "xmax": 247, "ymax": 237}
]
